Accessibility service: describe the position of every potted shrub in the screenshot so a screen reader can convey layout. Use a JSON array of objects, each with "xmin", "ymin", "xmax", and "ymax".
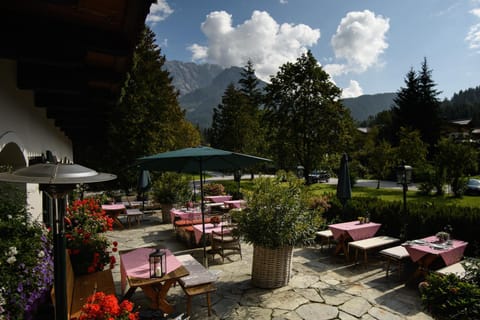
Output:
[
  {"xmin": 236, "ymin": 174, "xmax": 325, "ymax": 288},
  {"xmin": 152, "ymin": 172, "xmax": 192, "ymax": 223}
]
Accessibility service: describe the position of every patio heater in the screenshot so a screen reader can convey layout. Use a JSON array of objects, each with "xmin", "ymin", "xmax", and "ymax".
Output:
[
  {"xmin": 0, "ymin": 161, "xmax": 116, "ymax": 320},
  {"xmin": 396, "ymin": 162, "xmax": 413, "ymax": 213}
]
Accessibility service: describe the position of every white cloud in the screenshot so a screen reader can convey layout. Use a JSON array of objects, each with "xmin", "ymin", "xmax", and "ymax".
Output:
[
  {"xmin": 327, "ymin": 10, "xmax": 390, "ymax": 75},
  {"xmin": 189, "ymin": 10, "xmax": 320, "ymax": 81},
  {"xmin": 323, "ymin": 63, "xmax": 347, "ymax": 77},
  {"xmin": 341, "ymin": 80, "xmax": 363, "ymax": 98},
  {"xmin": 280, "ymin": 0, "xmax": 288, "ymax": 4},
  {"xmin": 466, "ymin": 24, "xmax": 480, "ymax": 50},
  {"xmin": 146, "ymin": 0, "xmax": 174, "ymax": 25},
  {"xmin": 466, "ymin": 8, "xmax": 480, "ymax": 51}
]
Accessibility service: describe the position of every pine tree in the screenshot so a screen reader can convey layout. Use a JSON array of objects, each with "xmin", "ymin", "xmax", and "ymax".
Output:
[
  {"xmin": 210, "ymin": 83, "xmax": 251, "ymax": 152},
  {"xmin": 103, "ymin": 26, "xmax": 200, "ymax": 189},
  {"xmin": 392, "ymin": 58, "xmax": 442, "ymax": 152}
]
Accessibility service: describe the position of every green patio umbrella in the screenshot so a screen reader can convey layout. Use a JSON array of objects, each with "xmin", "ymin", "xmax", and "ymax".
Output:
[
  {"xmin": 136, "ymin": 146, "xmax": 272, "ymax": 266},
  {"xmin": 137, "ymin": 169, "xmax": 152, "ymax": 210},
  {"xmin": 336, "ymin": 153, "xmax": 352, "ymax": 208}
]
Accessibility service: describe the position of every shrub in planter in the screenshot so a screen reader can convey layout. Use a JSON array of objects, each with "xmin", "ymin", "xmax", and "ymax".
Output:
[
  {"xmin": 152, "ymin": 172, "xmax": 191, "ymax": 223},
  {"xmin": 203, "ymin": 183, "xmax": 225, "ymax": 196},
  {"xmin": 236, "ymin": 174, "xmax": 325, "ymax": 288}
]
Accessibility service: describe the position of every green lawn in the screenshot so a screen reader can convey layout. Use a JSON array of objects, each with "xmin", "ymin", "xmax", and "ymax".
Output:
[
  {"xmin": 307, "ymin": 183, "xmax": 480, "ymax": 208},
  {"xmin": 214, "ymin": 178, "xmax": 480, "ymax": 208}
]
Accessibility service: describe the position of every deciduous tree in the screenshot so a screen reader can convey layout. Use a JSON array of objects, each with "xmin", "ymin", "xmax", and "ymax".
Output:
[{"xmin": 263, "ymin": 51, "xmax": 355, "ymax": 180}]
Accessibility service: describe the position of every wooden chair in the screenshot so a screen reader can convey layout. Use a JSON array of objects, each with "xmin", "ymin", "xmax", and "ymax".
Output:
[{"xmin": 210, "ymin": 214, "xmax": 242, "ymax": 263}]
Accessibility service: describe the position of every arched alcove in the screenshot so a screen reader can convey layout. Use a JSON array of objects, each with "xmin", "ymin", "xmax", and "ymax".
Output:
[
  {"xmin": 0, "ymin": 131, "xmax": 27, "ymax": 169},
  {"xmin": 0, "ymin": 142, "xmax": 27, "ymax": 169}
]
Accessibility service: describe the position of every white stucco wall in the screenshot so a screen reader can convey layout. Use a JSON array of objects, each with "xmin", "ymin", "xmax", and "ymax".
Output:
[{"xmin": 0, "ymin": 59, "xmax": 74, "ymax": 219}]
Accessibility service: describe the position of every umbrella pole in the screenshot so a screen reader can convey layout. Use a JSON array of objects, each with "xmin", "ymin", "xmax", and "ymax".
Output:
[{"xmin": 199, "ymin": 164, "xmax": 207, "ymax": 267}]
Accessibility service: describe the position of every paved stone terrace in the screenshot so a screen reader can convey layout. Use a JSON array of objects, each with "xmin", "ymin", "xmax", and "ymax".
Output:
[{"xmin": 106, "ymin": 213, "xmax": 433, "ymax": 320}]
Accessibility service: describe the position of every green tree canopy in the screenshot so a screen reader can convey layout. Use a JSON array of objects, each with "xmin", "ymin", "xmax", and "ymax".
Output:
[
  {"xmin": 94, "ymin": 26, "xmax": 200, "ymax": 190},
  {"xmin": 210, "ymin": 61, "xmax": 266, "ymax": 157},
  {"xmin": 263, "ymin": 50, "xmax": 355, "ymax": 179},
  {"xmin": 435, "ymin": 138, "xmax": 478, "ymax": 197}
]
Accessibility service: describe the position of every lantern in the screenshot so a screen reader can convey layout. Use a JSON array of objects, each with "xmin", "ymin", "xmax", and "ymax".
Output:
[{"xmin": 149, "ymin": 248, "xmax": 166, "ymax": 278}]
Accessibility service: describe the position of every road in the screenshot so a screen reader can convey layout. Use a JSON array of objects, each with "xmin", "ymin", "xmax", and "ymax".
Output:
[{"xmin": 196, "ymin": 173, "xmax": 418, "ymax": 191}]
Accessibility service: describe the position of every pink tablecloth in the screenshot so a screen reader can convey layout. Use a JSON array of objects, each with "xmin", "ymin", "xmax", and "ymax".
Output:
[
  {"xmin": 102, "ymin": 204, "xmax": 126, "ymax": 212},
  {"xmin": 205, "ymin": 195, "xmax": 232, "ymax": 203},
  {"xmin": 328, "ymin": 221, "xmax": 381, "ymax": 241},
  {"xmin": 404, "ymin": 236, "xmax": 468, "ymax": 266},
  {"xmin": 224, "ymin": 200, "xmax": 246, "ymax": 209},
  {"xmin": 170, "ymin": 208, "xmax": 202, "ymax": 223},
  {"xmin": 192, "ymin": 223, "xmax": 224, "ymax": 244},
  {"xmin": 120, "ymin": 247, "xmax": 182, "ymax": 294}
]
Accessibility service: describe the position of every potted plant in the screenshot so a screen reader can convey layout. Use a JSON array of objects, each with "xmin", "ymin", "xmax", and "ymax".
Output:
[
  {"xmin": 236, "ymin": 174, "xmax": 325, "ymax": 288},
  {"xmin": 152, "ymin": 172, "xmax": 192, "ymax": 223}
]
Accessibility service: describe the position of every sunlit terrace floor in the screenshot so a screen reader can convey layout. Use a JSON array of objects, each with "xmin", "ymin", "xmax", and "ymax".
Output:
[{"xmin": 106, "ymin": 213, "xmax": 433, "ymax": 320}]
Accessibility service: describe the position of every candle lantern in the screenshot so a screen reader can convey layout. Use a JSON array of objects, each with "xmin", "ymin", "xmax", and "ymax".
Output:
[{"xmin": 149, "ymin": 248, "xmax": 166, "ymax": 278}]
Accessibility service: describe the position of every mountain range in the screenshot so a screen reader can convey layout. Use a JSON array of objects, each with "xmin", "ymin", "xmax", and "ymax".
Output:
[{"xmin": 164, "ymin": 60, "xmax": 396, "ymax": 128}]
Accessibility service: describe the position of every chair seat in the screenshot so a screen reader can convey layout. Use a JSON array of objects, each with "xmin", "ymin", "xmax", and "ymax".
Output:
[
  {"xmin": 379, "ymin": 245, "xmax": 409, "ymax": 260},
  {"xmin": 379, "ymin": 245, "xmax": 410, "ymax": 278}
]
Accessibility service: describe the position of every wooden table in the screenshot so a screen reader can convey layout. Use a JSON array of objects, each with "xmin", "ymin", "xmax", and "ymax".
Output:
[
  {"xmin": 120, "ymin": 247, "xmax": 189, "ymax": 314},
  {"xmin": 404, "ymin": 236, "xmax": 468, "ymax": 284},
  {"xmin": 102, "ymin": 204, "xmax": 127, "ymax": 229},
  {"xmin": 328, "ymin": 220, "xmax": 381, "ymax": 259}
]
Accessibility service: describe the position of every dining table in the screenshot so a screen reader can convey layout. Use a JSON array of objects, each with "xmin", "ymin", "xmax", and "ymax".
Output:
[
  {"xmin": 192, "ymin": 222, "xmax": 225, "ymax": 245},
  {"xmin": 170, "ymin": 208, "xmax": 202, "ymax": 225},
  {"xmin": 224, "ymin": 200, "xmax": 246, "ymax": 209},
  {"xmin": 120, "ymin": 247, "xmax": 189, "ymax": 314},
  {"xmin": 205, "ymin": 195, "xmax": 232, "ymax": 203},
  {"xmin": 403, "ymin": 236, "xmax": 468, "ymax": 284},
  {"xmin": 102, "ymin": 204, "xmax": 127, "ymax": 229},
  {"xmin": 328, "ymin": 220, "xmax": 381, "ymax": 259}
]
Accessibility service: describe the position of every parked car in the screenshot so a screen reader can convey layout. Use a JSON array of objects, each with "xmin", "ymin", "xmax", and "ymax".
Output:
[
  {"xmin": 308, "ymin": 170, "xmax": 330, "ymax": 183},
  {"xmin": 465, "ymin": 178, "xmax": 480, "ymax": 195}
]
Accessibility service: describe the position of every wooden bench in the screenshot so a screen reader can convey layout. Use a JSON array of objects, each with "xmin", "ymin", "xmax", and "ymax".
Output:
[
  {"xmin": 315, "ymin": 229, "xmax": 334, "ymax": 252},
  {"xmin": 436, "ymin": 261, "xmax": 467, "ymax": 278},
  {"xmin": 176, "ymin": 254, "xmax": 217, "ymax": 317},
  {"xmin": 379, "ymin": 245, "xmax": 410, "ymax": 278},
  {"xmin": 51, "ymin": 252, "xmax": 116, "ymax": 319},
  {"xmin": 348, "ymin": 236, "xmax": 400, "ymax": 266}
]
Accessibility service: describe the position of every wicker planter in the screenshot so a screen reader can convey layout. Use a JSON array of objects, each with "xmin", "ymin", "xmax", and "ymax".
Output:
[{"xmin": 251, "ymin": 245, "xmax": 293, "ymax": 288}]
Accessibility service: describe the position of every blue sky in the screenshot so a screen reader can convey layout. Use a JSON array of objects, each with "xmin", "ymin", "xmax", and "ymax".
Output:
[{"xmin": 147, "ymin": 0, "xmax": 480, "ymax": 99}]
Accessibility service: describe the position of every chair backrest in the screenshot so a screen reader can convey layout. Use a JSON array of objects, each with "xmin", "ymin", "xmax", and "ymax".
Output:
[{"xmin": 221, "ymin": 213, "xmax": 232, "ymax": 224}]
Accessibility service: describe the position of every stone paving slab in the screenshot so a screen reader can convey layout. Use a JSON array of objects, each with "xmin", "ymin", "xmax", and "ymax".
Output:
[{"xmin": 106, "ymin": 214, "xmax": 433, "ymax": 319}]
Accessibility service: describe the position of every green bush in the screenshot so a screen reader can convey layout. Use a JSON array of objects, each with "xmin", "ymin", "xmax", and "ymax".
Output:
[
  {"xmin": 152, "ymin": 172, "xmax": 191, "ymax": 204},
  {"xmin": 0, "ymin": 183, "xmax": 54, "ymax": 320},
  {"xmin": 421, "ymin": 273, "xmax": 480, "ymax": 319},
  {"xmin": 203, "ymin": 182, "xmax": 225, "ymax": 196},
  {"xmin": 236, "ymin": 176, "xmax": 325, "ymax": 249}
]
